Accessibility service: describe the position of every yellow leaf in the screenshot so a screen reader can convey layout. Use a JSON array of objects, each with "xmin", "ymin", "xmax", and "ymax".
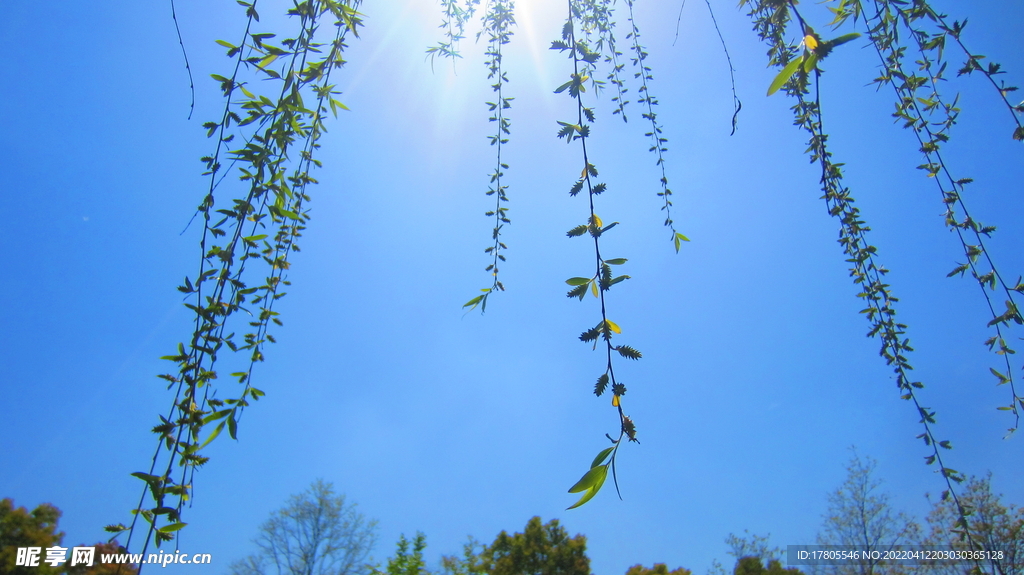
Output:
[
  {"xmin": 591, "ymin": 280, "xmax": 599, "ymax": 298},
  {"xmin": 592, "ymin": 214, "xmax": 603, "ymax": 228},
  {"xmin": 804, "ymin": 34, "xmax": 819, "ymax": 52},
  {"xmin": 581, "ymin": 166, "xmax": 587, "ymax": 179},
  {"xmin": 612, "ymin": 394, "xmax": 620, "ymax": 407},
  {"xmin": 605, "ymin": 319, "xmax": 622, "ymax": 334}
]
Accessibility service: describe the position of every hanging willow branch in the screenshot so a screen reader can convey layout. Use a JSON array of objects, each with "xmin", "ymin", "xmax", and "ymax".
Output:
[
  {"xmin": 744, "ymin": 0, "xmax": 982, "ymax": 553},
  {"xmin": 107, "ymin": 0, "xmax": 363, "ymax": 558},
  {"xmin": 852, "ymin": 0, "xmax": 1024, "ymax": 434},
  {"xmin": 554, "ymin": 0, "xmax": 641, "ymax": 510},
  {"xmin": 427, "ymin": 0, "xmax": 482, "ymax": 68},
  {"xmin": 464, "ymin": 0, "xmax": 516, "ymax": 313},
  {"xmin": 934, "ymin": 17, "xmax": 1024, "ymax": 142},
  {"xmin": 624, "ymin": 0, "xmax": 688, "ymax": 252}
]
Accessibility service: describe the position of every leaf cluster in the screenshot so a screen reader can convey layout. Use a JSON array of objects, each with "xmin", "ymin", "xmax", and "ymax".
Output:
[{"xmin": 126, "ymin": 0, "xmax": 364, "ymax": 554}]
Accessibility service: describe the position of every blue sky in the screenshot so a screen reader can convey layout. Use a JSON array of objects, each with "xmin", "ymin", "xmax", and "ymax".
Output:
[{"xmin": 1, "ymin": 1, "xmax": 1022, "ymax": 574}]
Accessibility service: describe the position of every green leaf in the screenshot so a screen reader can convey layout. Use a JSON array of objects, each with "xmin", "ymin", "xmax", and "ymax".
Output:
[
  {"xmin": 674, "ymin": 232, "xmax": 690, "ymax": 252},
  {"xmin": 227, "ymin": 411, "xmax": 238, "ymax": 440},
  {"xmin": 567, "ymin": 465, "xmax": 608, "ymax": 510},
  {"xmin": 990, "ymin": 367, "xmax": 1010, "ymax": 384},
  {"xmin": 243, "ymin": 234, "xmax": 268, "ymax": 242},
  {"xmin": 768, "ymin": 57, "xmax": 803, "ymax": 96},
  {"xmin": 257, "ymin": 54, "xmax": 278, "ymax": 69},
  {"xmin": 803, "ymin": 52, "xmax": 819, "ymax": 73},
  {"xmin": 946, "ymin": 263, "xmax": 969, "ymax": 277},
  {"xmin": 591, "ymin": 447, "xmax": 615, "ymax": 469},
  {"xmin": 201, "ymin": 409, "xmax": 231, "ymax": 424},
  {"xmin": 566, "ymin": 224, "xmax": 588, "ymax": 237},
  {"xmin": 567, "ymin": 485, "xmax": 600, "ymax": 510},
  {"xmin": 605, "ymin": 258, "xmax": 627, "ymax": 265},
  {"xmin": 828, "ymin": 32, "xmax": 862, "ymax": 48},
  {"xmin": 567, "ymin": 284, "xmax": 588, "ymax": 300},
  {"xmin": 566, "ymin": 277, "xmax": 591, "ymax": 286},
  {"xmin": 616, "ymin": 345, "xmax": 643, "ymax": 360},
  {"xmin": 157, "ymin": 522, "xmax": 187, "ymax": 533},
  {"xmin": 199, "ymin": 421, "xmax": 226, "ymax": 450},
  {"xmin": 568, "ymin": 464, "xmax": 608, "ymax": 493},
  {"xmin": 131, "ymin": 472, "xmax": 162, "ymax": 484}
]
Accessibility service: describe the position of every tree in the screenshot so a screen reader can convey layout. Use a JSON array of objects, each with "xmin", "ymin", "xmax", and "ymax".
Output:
[
  {"xmin": 734, "ymin": 557, "xmax": 806, "ymax": 575},
  {"xmin": 725, "ymin": 532, "xmax": 785, "ymax": 568},
  {"xmin": 813, "ymin": 452, "xmax": 921, "ymax": 575},
  {"xmin": 920, "ymin": 474, "xmax": 1024, "ymax": 575},
  {"xmin": 443, "ymin": 517, "xmax": 590, "ymax": 575},
  {"xmin": 373, "ymin": 533, "xmax": 430, "ymax": 575},
  {"xmin": 626, "ymin": 563, "xmax": 692, "ymax": 575},
  {"xmin": 707, "ymin": 533, "xmax": 804, "ymax": 575},
  {"xmin": 439, "ymin": 538, "xmax": 487, "ymax": 575},
  {"xmin": 229, "ymin": 480, "xmax": 378, "ymax": 575},
  {"xmin": 1, "ymin": 499, "xmax": 138, "ymax": 575},
  {"xmin": 0, "ymin": 499, "xmax": 64, "ymax": 575}
]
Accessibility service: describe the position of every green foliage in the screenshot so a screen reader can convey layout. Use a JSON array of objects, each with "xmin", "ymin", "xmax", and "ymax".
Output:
[
  {"xmin": 478, "ymin": 517, "xmax": 591, "ymax": 575},
  {"xmin": 724, "ymin": 531, "xmax": 784, "ymax": 568},
  {"xmin": 0, "ymin": 499, "xmax": 64, "ymax": 575},
  {"xmin": 439, "ymin": 538, "xmax": 488, "ymax": 575},
  {"xmin": 128, "ymin": 0, "xmax": 1018, "ymax": 547},
  {"xmin": 439, "ymin": 518, "xmax": 590, "ymax": 575},
  {"xmin": 742, "ymin": 0, "xmax": 991, "ymax": 550},
  {"xmin": 626, "ymin": 564, "xmax": 692, "ymax": 575},
  {"xmin": 766, "ymin": 30, "xmax": 860, "ymax": 96},
  {"xmin": 854, "ymin": 0, "xmax": 1024, "ymax": 434},
  {"xmin": 733, "ymin": 557, "xmax": 804, "ymax": 575},
  {"xmin": 228, "ymin": 480, "xmax": 378, "ymax": 575},
  {"xmin": 124, "ymin": 0, "xmax": 365, "ymax": 551},
  {"xmin": 567, "ymin": 461, "xmax": 608, "ymax": 509},
  {"xmin": 373, "ymin": 533, "xmax": 430, "ymax": 575},
  {"xmin": 550, "ymin": 0, "xmax": 655, "ymax": 509},
  {"xmin": 622, "ymin": 0, "xmax": 682, "ymax": 249},
  {"xmin": 426, "ymin": 0, "xmax": 481, "ymax": 66},
  {"xmin": 464, "ymin": 0, "xmax": 515, "ymax": 313}
]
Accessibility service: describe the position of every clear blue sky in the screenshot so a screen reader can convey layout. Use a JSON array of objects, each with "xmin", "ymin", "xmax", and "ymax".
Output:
[{"xmin": 1, "ymin": 1, "xmax": 1021, "ymax": 574}]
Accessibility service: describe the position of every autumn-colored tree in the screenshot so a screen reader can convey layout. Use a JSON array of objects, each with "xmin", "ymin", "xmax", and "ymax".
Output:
[
  {"xmin": 626, "ymin": 563, "xmax": 692, "ymax": 575},
  {"xmin": 0, "ymin": 498, "xmax": 65, "ymax": 575}
]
